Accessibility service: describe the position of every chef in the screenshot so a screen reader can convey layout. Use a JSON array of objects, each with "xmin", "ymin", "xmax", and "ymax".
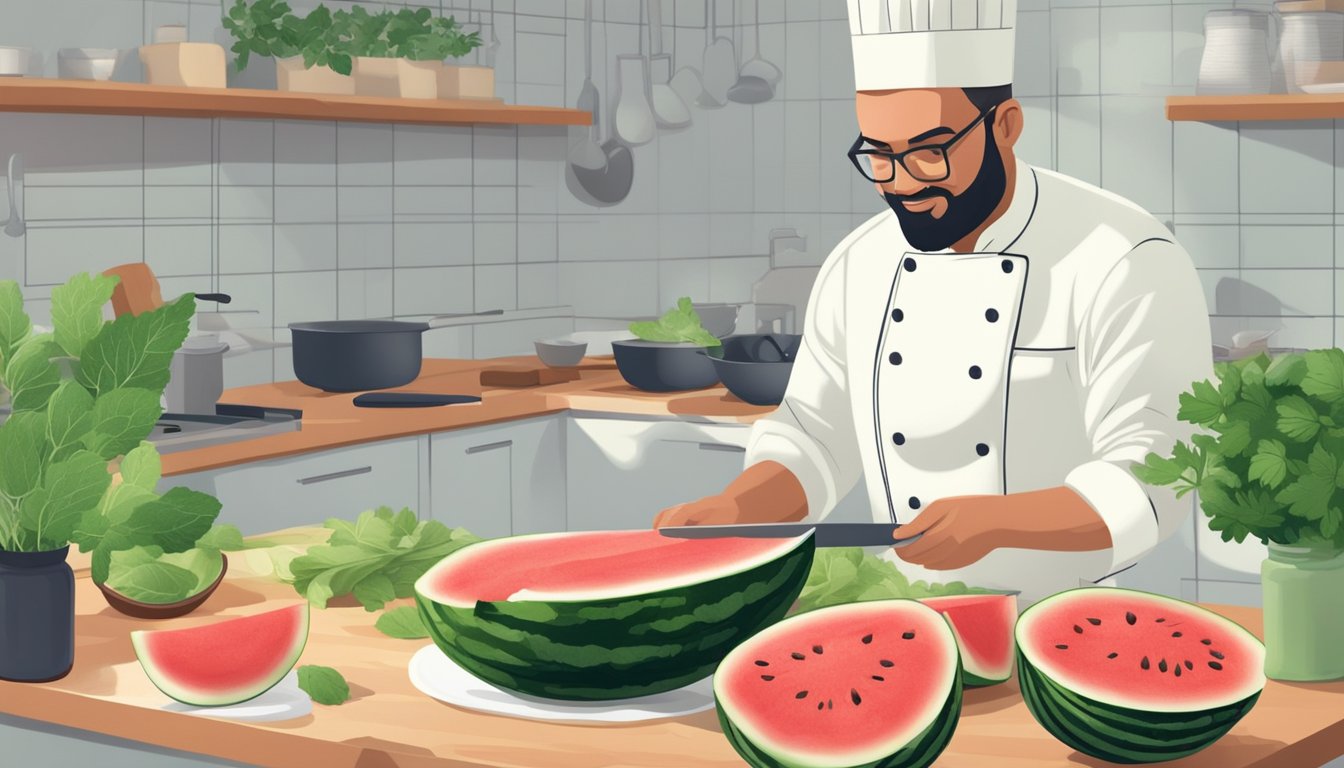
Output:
[{"xmin": 654, "ymin": 0, "xmax": 1213, "ymax": 607}]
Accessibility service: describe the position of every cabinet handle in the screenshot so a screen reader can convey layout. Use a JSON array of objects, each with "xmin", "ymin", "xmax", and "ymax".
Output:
[
  {"xmin": 466, "ymin": 439, "xmax": 513, "ymax": 455},
  {"xmin": 296, "ymin": 465, "xmax": 373, "ymax": 485},
  {"xmin": 699, "ymin": 442, "xmax": 746, "ymax": 453}
]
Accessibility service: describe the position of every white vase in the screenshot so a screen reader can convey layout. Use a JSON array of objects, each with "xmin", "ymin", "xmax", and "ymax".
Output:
[{"xmin": 1198, "ymin": 10, "xmax": 1273, "ymax": 94}]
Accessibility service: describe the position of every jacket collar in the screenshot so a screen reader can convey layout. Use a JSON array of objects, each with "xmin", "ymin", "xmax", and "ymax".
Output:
[{"xmin": 973, "ymin": 158, "xmax": 1038, "ymax": 254}]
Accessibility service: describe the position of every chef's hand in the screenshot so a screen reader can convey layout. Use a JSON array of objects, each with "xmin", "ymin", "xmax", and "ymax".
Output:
[
  {"xmin": 653, "ymin": 494, "xmax": 742, "ymax": 528},
  {"xmin": 891, "ymin": 494, "xmax": 1005, "ymax": 570},
  {"xmin": 652, "ymin": 461, "xmax": 809, "ymax": 529}
]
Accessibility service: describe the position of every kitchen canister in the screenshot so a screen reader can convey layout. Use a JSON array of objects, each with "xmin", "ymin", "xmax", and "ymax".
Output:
[
  {"xmin": 1278, "ymin": 11, "xmax": 1344, "ymax": 91},
  {"xmin": 1198, "ymin": 10, "xmax": 1274, "ymax": 94},
  {"xmin": 0, "ymin": 547, "xmax": 75, "ymax": 682}
]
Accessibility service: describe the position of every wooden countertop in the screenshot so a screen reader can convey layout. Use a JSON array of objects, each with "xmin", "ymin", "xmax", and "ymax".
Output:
[
  {"xmin": 4, "ymin": 534, "xmax": 1342, "ymax": 768},
  {"xmin": 162, "ymin": 357, "xmax": 774, "ymax": 478}
]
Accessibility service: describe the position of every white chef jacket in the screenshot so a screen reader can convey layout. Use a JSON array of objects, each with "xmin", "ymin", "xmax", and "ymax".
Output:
[{"xmin": 744, "ymin": 159, "xmax": 1213, "ymax": 608}]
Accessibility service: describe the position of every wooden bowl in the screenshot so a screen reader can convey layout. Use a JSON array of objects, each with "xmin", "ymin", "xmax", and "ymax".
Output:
[{"xmin": 97, "ymin": 554, "xmax": 228, "ymax": 619}]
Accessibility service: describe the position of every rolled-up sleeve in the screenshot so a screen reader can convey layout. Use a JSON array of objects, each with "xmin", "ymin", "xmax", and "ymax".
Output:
[
  {"xmin": 1065, "ymin": 238, "xmax": 1213, "ymax": 576},
  {"xmin": 744, "ymin": 251, "xmax": 862, "ymax": 522}
]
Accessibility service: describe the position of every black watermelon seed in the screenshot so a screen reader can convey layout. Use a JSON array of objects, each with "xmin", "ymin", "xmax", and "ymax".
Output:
[
  {"xmin": 872, "ymin": 675, "xmax": 885, "ymax": 682},
  {"xmin": 1126, "ymin": 612, "xmax": 1137, "ymax": 625},
  {"xmin": 1201, "ymin": 639, "xmax": 1212, "ymax": 645},
  {"xmin": 880, "ymin": 660, "xmax": 895, "ymax": 668},
  {"xmin": 1175, "ymin": 665, "xmax": 1182, "ymax": 677},
  {"xmin": 817, "ymin": 702, "xmax": 824, "ymax": 710},
  {"xmin": 1107, "ymin": 652, "xmax": 1118, "ymax": 659},
  {"xmin": 1087, "ymin": 618, "xmax": 1102, "ymax": 626},
  {"xmin": 1141, "ymin": 657, "xmax": 1150, "ymax": 670},
  {"xmin": 755, "ymin": 660, "xmax": 769, "ymax": 667},
  {"xmin": 1055, "ymin": 644, "xmax": 1069, "ymax": 650},
  {"xmin": 862, "ymin": 634, "xmax": 873, "ymax": 644},
  {"xmin": 1073, "ymin": 625, "xmax": 1084, "ymax": 634},
  {"xmin": 828, "ymin": 700, "xmax": 833, "ymax": 710},
  {"xmin": 1185, "ymin": 660, "xmax": 1194, "ymax": 670},
  {"xmin": 813, "ymin": 645, "xmax": 824, "ymax": 654},
  {"xmin": 761, "ymin": 675, "xmax": 775, "ymax": 681},
  {"xmin": 1159, "ymin": 659, "xmax": 1168, "ymax": 673},
  {"xmin": 1172, "ymin": 632, "xmax": 1183, "ymax": 638},
  {"xmin": 791, "ymin": 652, "xmax": 806, "ymax": 660},
  {"xmin": 1210, "ymin": 650, "xmax": 1225, "ymax": 660},
  {"xmin": 1209, "ymin": 661, "xmax": 1223, "ymax": 671},
  {"xmin": 796, "ymin": 690, "xmax": 808, "ymax": 699},
  {"xmin": 902, "ymin": 632, "xmax": 915, "ymax": 640},
  {"xmin": 851, "ymin": 689, "xmax": 862, "ymax": 706},
  {"xmin": 1156, "ymin": 618, "xmax": 1166, "ymax": 623}
]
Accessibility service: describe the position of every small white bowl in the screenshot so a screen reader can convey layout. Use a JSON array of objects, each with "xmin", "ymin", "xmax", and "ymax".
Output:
[
  {"xmin": 58, "ymin": 48, "xmax": 119, "ymax": 81},
  {"xmin": 535, "ymin": 338, "xmax": 588, "ymax": 368},
  {"xmin": 0, "ymin": 46, "xmax": 32, "ymax": 77}
]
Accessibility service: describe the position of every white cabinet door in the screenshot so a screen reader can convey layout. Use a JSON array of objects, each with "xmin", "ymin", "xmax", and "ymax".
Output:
[
  {"xmin": 430, "ymin": 416, "xmax": 565, "ymax": 539},
  {"xmin": 566, "ymin": 417, "xmax": 751, "ymax": 531},
  {"xmin": 163, "ymin": 438, "xmax": 421, "ymax": 535}
]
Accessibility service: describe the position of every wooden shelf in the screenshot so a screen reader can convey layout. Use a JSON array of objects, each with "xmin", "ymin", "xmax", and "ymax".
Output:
[
  {"xmin": 0, "ymin": 78, "xmax": 591, "ymax": 127},
  {"xmin": 1167, "ymin": 93, "xmax": 1344, "ymax": 122}
]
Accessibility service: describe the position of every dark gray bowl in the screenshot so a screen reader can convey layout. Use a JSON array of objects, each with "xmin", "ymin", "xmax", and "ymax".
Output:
[
  {"xmin": 612, "ymin": 339, "xmax": 723, "ymax": 392},
  {"xmin": 707, "ymin": 334, "xmax": 802, "ymax": 406}
]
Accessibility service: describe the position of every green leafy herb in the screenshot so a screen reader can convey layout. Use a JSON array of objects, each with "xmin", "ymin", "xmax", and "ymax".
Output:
[
  {"xmin": 0, "ymin": 280, "xmax": 32, "ymax": 367},
  {"xmin": 629, "ymin": 297, "xmax": 722, "ymax": 347},
  {"xmin": 297, "ymin": 665, "xmax": 350, "ymax": 705},
  {"xmin": 287, "ymin": 507, "xmax": 479, "ymax": 610},
  {"xmin": 6, "ymin": 337, "xmax": 62, "ymax": 412},
  {"xmin": 76, "ymin": 293, "xmax": 195, "ymax": 397},
  {"xmin": 51, "ymin": 272, "xmax": 119, "ymax": 360},
  {"xmin": 375, "ymin": 606, "xmax": 429, "ymax": 639},
  {"xmin": 793, "ymin": 548, "xmax": 996, "ymax": 614},
  {"xmin": 197, "ymin": 524, "xmax": 247, "ymax": 552},
  {"xmin": 1138, "ymin": 351, "xmax": 1344, "ymax": 549},
  {"xmin": 83, "ymin": 388, "xmax": 163, "ymax": 461},
  {"xmin": 104, "ymin": 545, "xmax": 224, "ymax": 604}
]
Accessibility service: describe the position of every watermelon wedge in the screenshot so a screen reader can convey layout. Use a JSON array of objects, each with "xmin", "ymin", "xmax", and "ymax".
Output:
[
  {"xmin": 414, "ymin": 529, "xmax": 815, "ymax": 700},
  {"xmin": 715, "ymin": 599, "xmax": 962, "ymax": 768},
  {"xmin": 131, "ymin": 604, "xmax": 309, "ymax": 707},
  {"xmin": 919, "ymin": 593, "xmax": 1017, "ymax": 686},
  {"xmin": 1016, "ymin": 588, "xmax": 1265, "ymax": 763}
]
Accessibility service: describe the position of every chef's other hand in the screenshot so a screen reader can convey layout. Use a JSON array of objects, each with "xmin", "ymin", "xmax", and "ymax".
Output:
[
  {"xmin": 892, "ymin": 495, "xmax": 1004, "ymax": 570},
  {"xmin": 653, "ymin": 494, "xmax": 742, "ymax": 529}
]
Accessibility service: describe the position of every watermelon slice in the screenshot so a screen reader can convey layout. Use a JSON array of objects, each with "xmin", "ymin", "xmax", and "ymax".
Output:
[
  {"xmin": 1016, "ymin": 588, "xmax": 1265, "ymax": 763},
  {"xmin": 414, "ymin": 529, "xmax": 815, "ymax": 700},
  {"xmin": 919, "ymin": 593, "xmax": 1017, "ymax": 686},
  {"xmin": 715, "ymin": 599, "xmax": 962, "ymax": 768},
  {"xmin": 131, "ymin": 604, "xmax": 309, "ymax": 707}
]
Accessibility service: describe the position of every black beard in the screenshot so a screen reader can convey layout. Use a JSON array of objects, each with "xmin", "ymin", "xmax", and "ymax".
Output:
[{"xmin": 883, "ymin": 130, "xmax": 1008, "ymax": 252}]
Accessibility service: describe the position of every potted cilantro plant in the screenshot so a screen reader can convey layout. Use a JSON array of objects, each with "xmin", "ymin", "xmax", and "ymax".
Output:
[
  {"xmin": 0, "ymin": 274, "xmax": 223, "ymax": 682},
  {"xmin": 223, "ymin": 0, "xmax": 355, "ymax": 95},
  {"xmin": 1136, "ymin": 351, "xmax": 1344, "ymax": 682},
  {"xmin": 341, "ymin": 6, "xmax": 480, "ymax": 100}
]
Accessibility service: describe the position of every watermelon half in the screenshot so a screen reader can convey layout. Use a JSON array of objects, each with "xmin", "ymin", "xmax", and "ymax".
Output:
[
  {"xmin": 131, "ymin": 604, "xmax": 309, "ymax": 707},
  {"xmin": 919, "ymin": 593, "xmax": 1017, "ymax": 686},
  {"xmin": 413, "ymin": 529, "xmax": 815, "ymax": 701},
  {"xmin": 715, "ymin": 599, "xmax": 963, "ymax": 768},
  {"xmin": 1016, "ymin": 588, "xmax": 1265, "ymax": 764}
]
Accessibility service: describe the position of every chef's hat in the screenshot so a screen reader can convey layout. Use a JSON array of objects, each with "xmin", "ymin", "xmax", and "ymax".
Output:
[{"xmin": 846, "ymin": 0, "xmax": 1018, "ymax": 90}]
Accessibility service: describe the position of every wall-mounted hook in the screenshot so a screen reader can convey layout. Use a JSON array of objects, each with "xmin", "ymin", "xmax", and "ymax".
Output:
[{"xmin": 3, "ymin": 154, "xmax": 25, "ymax": 238}]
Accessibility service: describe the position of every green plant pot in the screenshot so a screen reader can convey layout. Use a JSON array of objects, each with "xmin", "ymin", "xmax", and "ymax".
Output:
[{"xmin": 1261, "ymin": 541, "xmax": 1344, "ymax": 682}]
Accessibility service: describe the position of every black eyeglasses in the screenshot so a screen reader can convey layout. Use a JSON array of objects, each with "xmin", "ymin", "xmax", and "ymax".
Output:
[{"xmin": 848, "ymin": 105, "xmax": 998, "ymax": 184}]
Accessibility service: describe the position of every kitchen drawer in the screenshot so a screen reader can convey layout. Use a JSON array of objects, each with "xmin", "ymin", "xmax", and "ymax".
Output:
[
  {"xmin": 164, "ymin": 438, "xmax": 420, "ymax": 535},
  {"xmin": 430, "ymin": 416, "xmax": 565, "ymax": 539}
]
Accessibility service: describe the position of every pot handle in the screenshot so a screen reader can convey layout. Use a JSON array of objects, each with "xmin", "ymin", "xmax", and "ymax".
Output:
[
  {"xmin": 424, "ymin": 309, "xmax": 505, "ymax": 328},
  {"xmin": 194, "ymin": 293, "xmax": 232, "ymax": 304}
]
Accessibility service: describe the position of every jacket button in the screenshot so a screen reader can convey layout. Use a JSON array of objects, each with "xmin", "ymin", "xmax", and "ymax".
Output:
[
  {"xmin": 891, "ymin": 308, "xmax": 904, "ymax": 322},
  {"xmin": 889, "ymin": 351, "xmax": 902, "ymax": 365},
  {"xmin": 908, "ymin": 496, "xmax": 921, "ymax": 510},
  {"xmin": 985, "ymin": 308, "xmax": 999, "ymax": 322},
  {"xmin": 1001, "ymin": 259, "xmax": 1014, "ymax": 273},
  {"xmin": 904, "ymin": 257, "xmax": 917, "ymax": 272},
  {"xmin": 892, "ymin": 432, "xmax": 905, "ymax": 446},
  {"xmin": 976, "ymin": 443, "xmax": 989, "ymax": 456},
  {"xmin": 969, "ymin": 365, "xmax": 982, "ymax": 379}
]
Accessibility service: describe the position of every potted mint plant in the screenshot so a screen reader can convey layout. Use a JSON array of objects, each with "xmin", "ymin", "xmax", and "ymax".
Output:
[
  {"xmin": 0, "ymin": 274, "xmax": 222, "ymax": 681},
  {"xmin": 222, "ymin": 0, "xmax": 355, "ymax": 95},
  {"xmin": 1136, "ymin": 350, "xmax": 1344, "ymax": 682},
  {"xmin": 340, "ymin": 6, "xmax": 480, "ymax": 100}
]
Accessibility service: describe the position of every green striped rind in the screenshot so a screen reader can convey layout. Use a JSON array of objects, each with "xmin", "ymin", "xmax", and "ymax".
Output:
[
  {"xmin": 1017, "ymin": 651, "xmax": 1260, "ymax": 764},
  {"xmin": 716, "ymin": 665, "xmax": 964, "ymax": 768},
  {"xmin": 414, "ymin": 535, "xmax": 815, "ymax": 701},
  {"xmin": 962, "ymin": 668, "xmax": 1008, "ymax": 688}
]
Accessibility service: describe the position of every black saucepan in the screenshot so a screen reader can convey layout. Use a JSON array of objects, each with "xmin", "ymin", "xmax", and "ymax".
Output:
[{"xmin": 289, "ymin": 310, "xmax": 503, "ymax": 392}]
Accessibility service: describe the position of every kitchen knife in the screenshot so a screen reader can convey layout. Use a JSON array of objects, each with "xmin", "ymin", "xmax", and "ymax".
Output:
[{"xmin": 658, "ymin": 523, "xmax": 922, "ymax": 547}]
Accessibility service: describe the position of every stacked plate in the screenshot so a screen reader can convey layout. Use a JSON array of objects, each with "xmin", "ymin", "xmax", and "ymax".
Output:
[
  {"xmin": 1198, "ymin": 10, "xmax": 1274, "ymax": 94},
  {"xmin": 1279, "ymin": 11, "xmax": 1344, "ymax": 90}
]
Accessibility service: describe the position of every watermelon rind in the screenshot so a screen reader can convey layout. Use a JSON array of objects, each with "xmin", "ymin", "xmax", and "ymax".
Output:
[
  {"xmin": 714, "ymin": 599, "xmax": 964, "ymax": 768},
  {"xmin": 131, "ymin": 604, "xmax": 310, "ymax": 708},
  {"xmin": 1015, "ymin": 588, "xmax": 1265, "ymax": 764},
  {"xmin": 414, "ymin": 531, "xmax": 816, "ymax": 701},
  {"xmin": 917, "ymin": 594, "xmax": 1018, "ymax": 688}
]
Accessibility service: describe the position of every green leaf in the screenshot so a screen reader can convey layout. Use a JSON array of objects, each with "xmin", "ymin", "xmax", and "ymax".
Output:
[
  {"xmin": 0, "ymin": 411, "xmax": 46, "ymax": 498},
  {"xmin": 1216, "ymin": 362, "xmax": 1242, "ymax": 404},
  {"xmin": 90, "ymin": 529, "xmax": 133, "ymax": 585},
  {"xmin": 118, "ymin": 441, "xmax": 162, "ymax": 491},
  {"xmin": 51, "ymin": 272, "xmax": 118, "ymax": 359},
  {"xmin": 1277, "ymin": 396, "xmax": 1323, "ymax": 442},
  {"xmin": 1212, "ymin": 419, "xmax": 1253, "ymax": 457},
  {"xmin": 326, "ymin": 510, "xmax": 398, "ymax": 551},
  {"xmin": 375, "ymin": 606, "xmax": 428, "ymax": 639},
  {"xmin": 100, "ymin": 483, "xmax": 159, "ymax": 526},
  {"xmin": 1249, "ymin": 439, "xmax": 1289, "ymax": 489},
  {"xmin": 124, "ymin": 487, "xmax": 222, "ymax": 553},
  {"xmin": 1303, "ymin": 349, "xmax": 1344, "ymax": 403},
  {"xmin": 1177, "ymin": 380, "xmax": 1224, "ymax": 425},
  {"xmin": 1265, "ymin": 354, "xmax": 1308, "ymax": 388},
  {"xmin": 105, "ymin": 547, "xmax": 200, "ymax": 604},
  {"xmin": 197, "ymin": 524, "xmax": 246, "ymax": 551},
  {"xmin": 76, "ymin": 294, "xmax": 195, "ymax": 397},
  {"xmin": 46, "ymin": 380, "xmax": 95, "ymax": 455},
  {"xmin": 0, "ymin": 280, "xmax": 32, "ymax": 365},
  {"xmin": 82, "ymin": 388, "xmax": 163, "ymax": 460},
  {"xmin": 352, "ymin": 573, "xmax": 396, "ymax": 611},
  {"xmin": 6, "ymin": 338, "xmax": 62, "ymax": 412},
  {"xmin": 297, "ymin": 665, "xmax": 350, "ymax": 705},
  {"xmin": 1276, "ymin": 477, "xmax": 1334, "ymax": 524},
  {"xmin": 157, "ymin": 547, "xmax": 224, "ymax": 591},
  {"xmin": 1133, "ymin": 451, "xmax": 1190, "ymax": 487},
  {"xmin": 1322, "ymin": 507, "xmax": 1343, "ymax": 539},
  {"xmin": 19, "ymin": 450, "xmax": 110, "ymax": 546}
]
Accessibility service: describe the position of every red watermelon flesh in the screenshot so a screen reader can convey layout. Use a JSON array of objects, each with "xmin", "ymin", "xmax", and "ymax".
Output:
[
  {"xmin": 919, "ymin": 594, "xmax": 1017, "ymax": 685},
  {"xmin": 424, "ymin": 530, "xmax": 808, "ymax": 606},
  {"xmin": 715, "ymin": 600, "xmax": 961, "ymax": 767},
  {"xmin": 131, "ymin": 604, "xmax": 309, "ymax": 707}
]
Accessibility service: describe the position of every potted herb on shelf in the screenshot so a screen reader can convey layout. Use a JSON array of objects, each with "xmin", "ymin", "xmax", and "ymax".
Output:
[
  {"xmin": 0, "ymin": 274, "xmax": 223, "ymax": 681},
  {"xmin": 222, "ymin": 0, "xmax": 355, "ymax": 95},
  {"xmin": 340, "ymin": 6, "xmax": 481, "ymax": 100},
  {"xmin": 1136, "ymin": 350, "xmax": 1344, "ymax": 682}
]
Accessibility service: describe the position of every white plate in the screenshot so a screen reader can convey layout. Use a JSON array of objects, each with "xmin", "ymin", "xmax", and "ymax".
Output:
[
  {"xmin": 159, "ymin": 671, "xmax": 312, "ymax": 722},
  {"xmin": 407, "ymin": 644, "xmax": 715, "ymax": 724},
  {"xmin": 1301, "ymin": 82, "xmax": 1344, "ymax": 93}
]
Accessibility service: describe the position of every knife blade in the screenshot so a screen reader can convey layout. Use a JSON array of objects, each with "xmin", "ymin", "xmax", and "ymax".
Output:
[{"xmin": 658, "ymin": 523, "xmax": 922, "ymax": 548}]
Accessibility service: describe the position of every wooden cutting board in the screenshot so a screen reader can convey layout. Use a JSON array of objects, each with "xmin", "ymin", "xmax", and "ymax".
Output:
[{"xmin": 479, "ymin": 364, "xmax": 582, "ymax": 387}]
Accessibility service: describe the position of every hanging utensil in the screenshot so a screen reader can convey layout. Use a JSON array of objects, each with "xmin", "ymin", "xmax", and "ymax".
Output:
[
  {"xmin": 738, "ymin": 0, "xmax": 781, "ymax": 87},
  {"xmin": 700, "ymin": 0, "xmax": 737, "ymax": 107},
  {"xmin": 569, "ymin": 0, "xmax": 606, "ymax": 172},
  {"xmin": 485, "ymin": 0, "xmax": 502, "ymax": 69},
  {"xmin": 613, "ymin": 0, "xmax": 656, "ymax": 146},
  {"xmin": 570, "ymin": 13, "xmax": 634, "ymax": 206},
  {"xmin": 2, "ymin": 154, "xmax": 24, "ymax": 238},
  {"xmin": 728, "ymin": 0, "xmax": 778, "ymax": 103},
  {"xmin": 648, "ymin": 0, "xmax": 691, "ymax": 128}
]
